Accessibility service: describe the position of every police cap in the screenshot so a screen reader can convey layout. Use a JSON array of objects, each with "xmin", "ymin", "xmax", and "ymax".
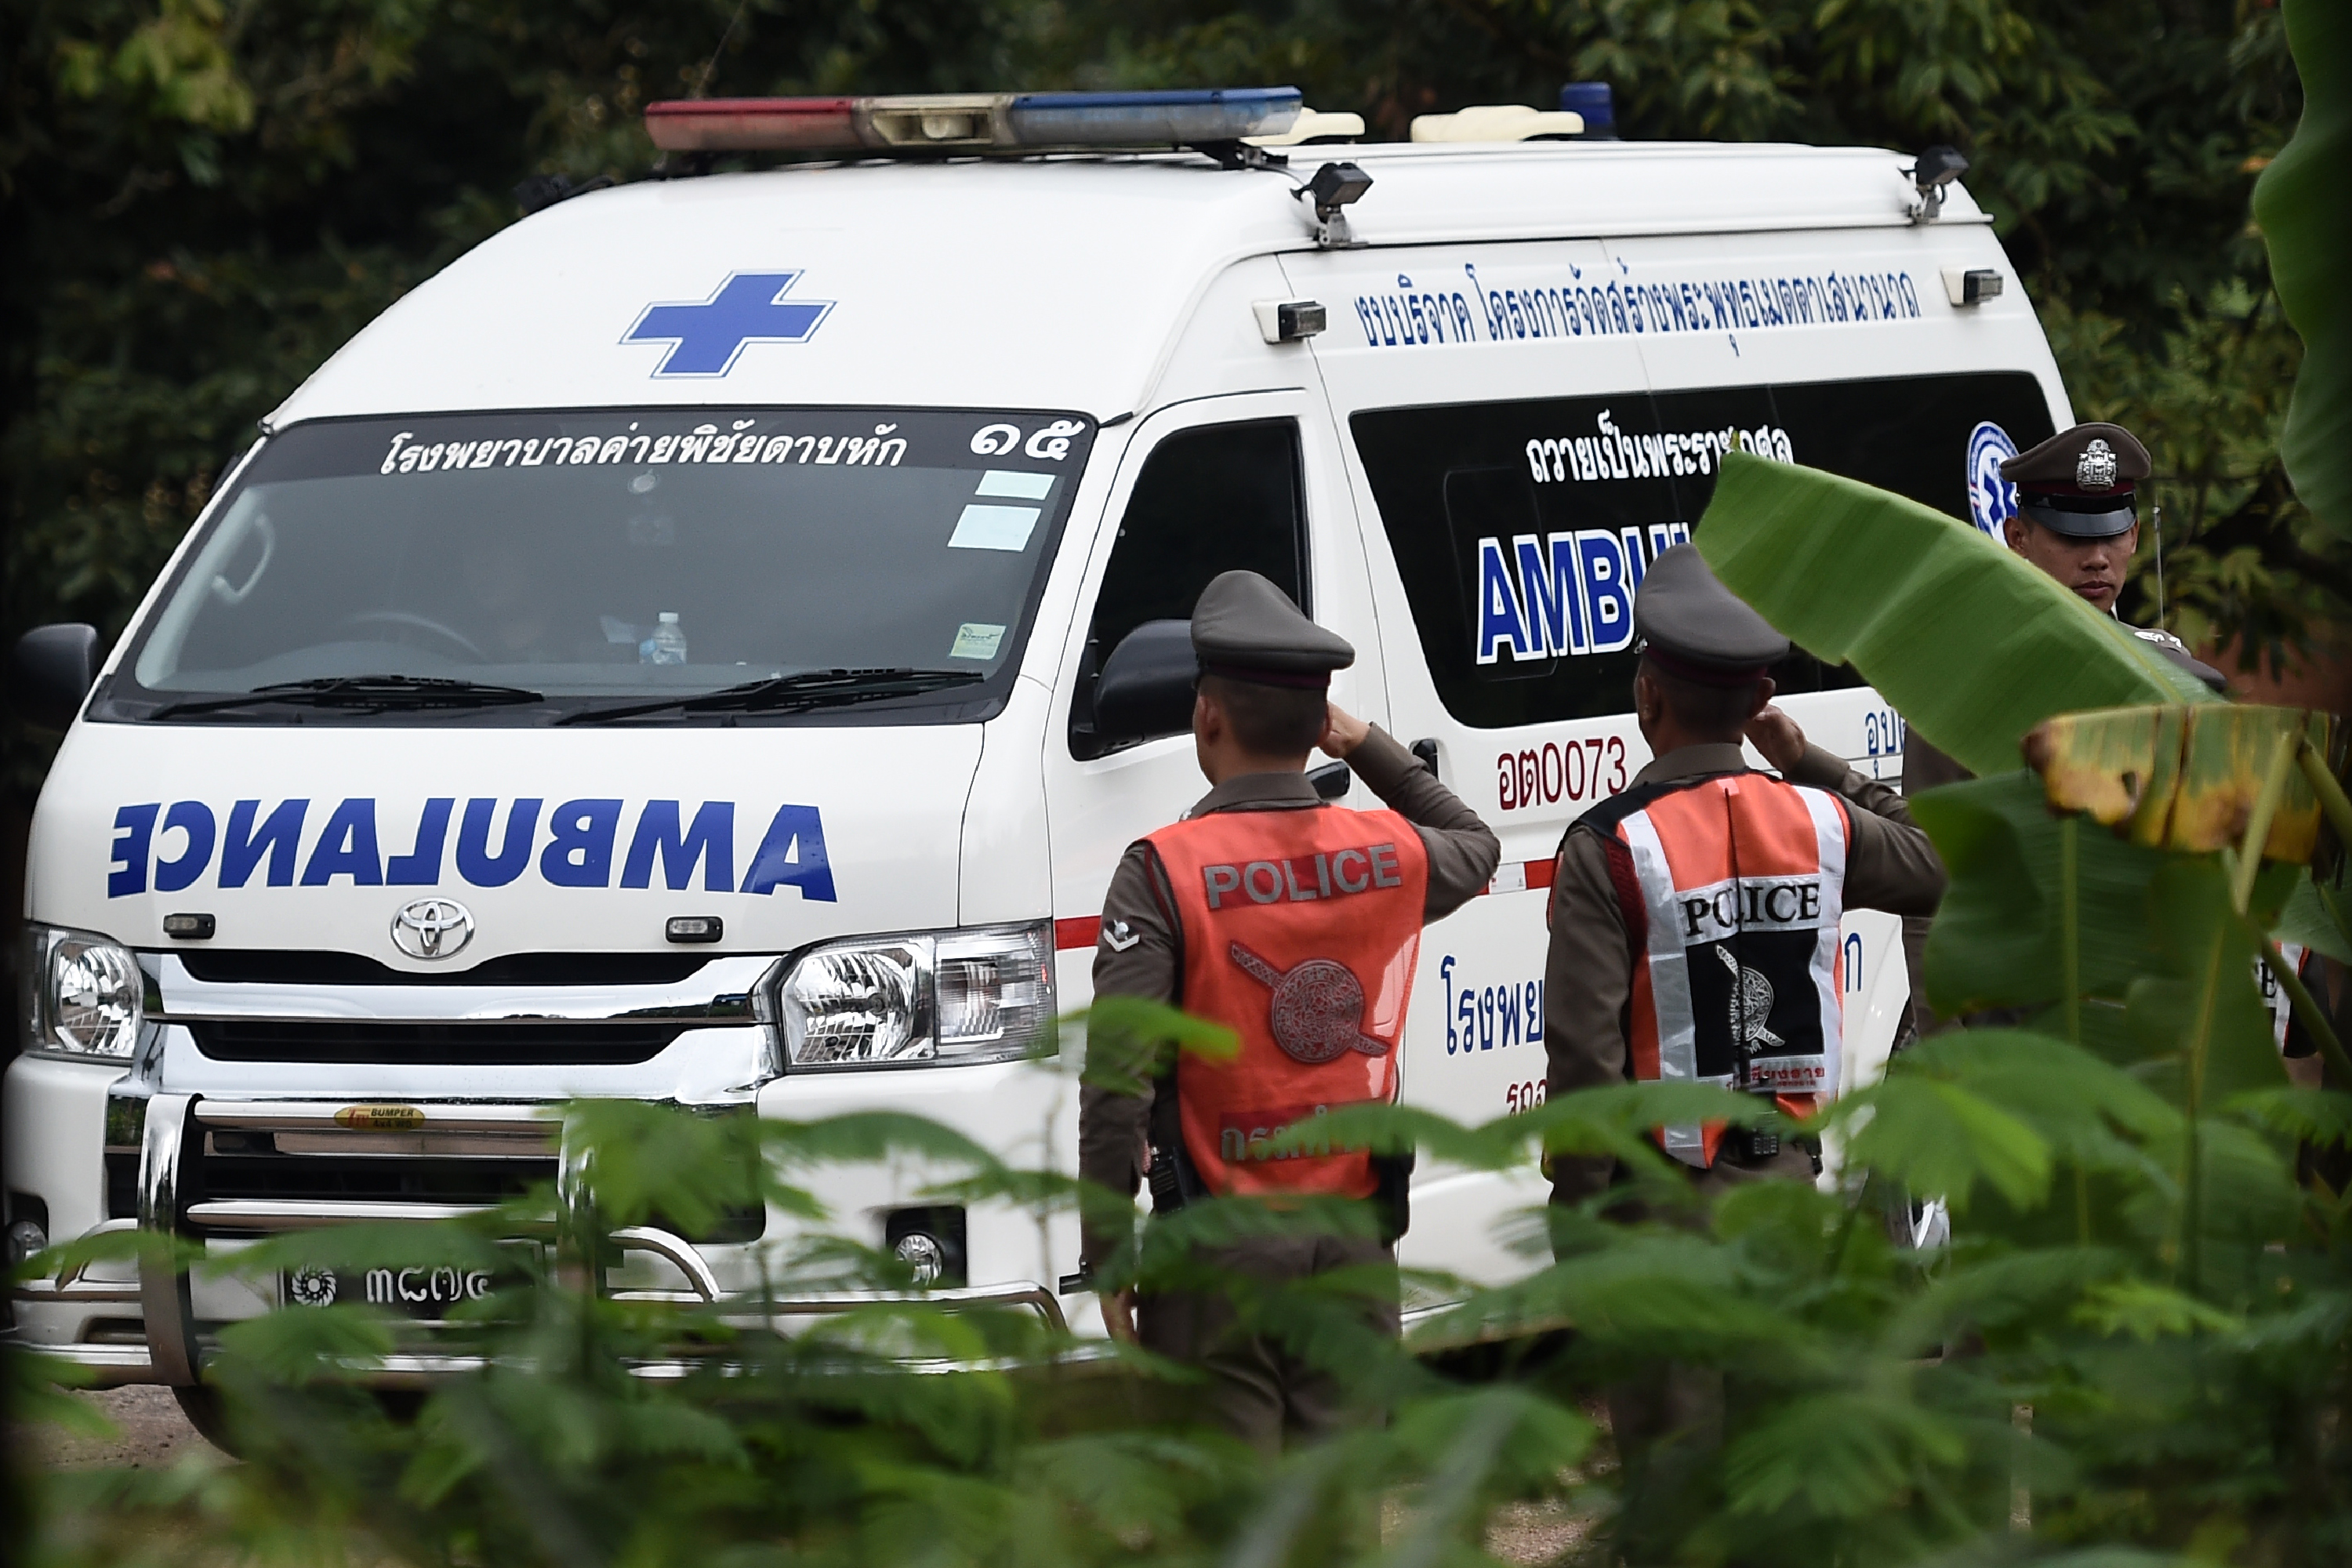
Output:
[
  {"xmin": 1999, "ymin": 422, "xmax": 2150, "ymax": 539},
  {"xmin": 1191, "ymin": 570, "xmax": 1355, "ymax": 689},
  {"xmin": 1634, "ymin": 544, "xmax": 1788, "ymax": 684}
]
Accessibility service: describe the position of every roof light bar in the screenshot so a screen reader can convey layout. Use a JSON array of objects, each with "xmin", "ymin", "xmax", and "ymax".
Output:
[{"xmin": 645, "ymin": 88, "xmax": 1302, "ymax": 155}]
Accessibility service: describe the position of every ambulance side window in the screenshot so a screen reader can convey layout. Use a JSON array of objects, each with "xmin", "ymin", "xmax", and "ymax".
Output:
[
  {"xmin": 1069, "ymin": 419, "xmax": 1308, "ymax": 758},
  {"xmin": 1354, "ymin": 397, "xmax": 1670, "ymax": 729},
  {"xmin": 1352, "ymin": 369, "xmax": 2057, "ymax": 729}
]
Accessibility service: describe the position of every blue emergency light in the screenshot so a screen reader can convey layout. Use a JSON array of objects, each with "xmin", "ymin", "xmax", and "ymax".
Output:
[
  {"xmin": 647, "ymin": 88, "xmax": 1303, "ymax": 155},
  {"xmin": 1558, "ymin": 82, "xmax": 1617, "ymax": 140}
]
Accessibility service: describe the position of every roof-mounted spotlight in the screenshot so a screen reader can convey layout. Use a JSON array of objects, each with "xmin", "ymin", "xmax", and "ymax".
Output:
[
  {"xmin": 1297, "ymin": 160, "xmax": 1372, "ymax": 248},
  {"xmin": 1907, "ymin": 144, "xmax": 1969, "ymax": 223}
]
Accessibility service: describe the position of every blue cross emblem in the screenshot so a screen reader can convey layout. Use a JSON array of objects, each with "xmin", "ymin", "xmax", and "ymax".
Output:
[{"xmin": 621, "ymin": 271, "xmax": 835, "ymax": 377}]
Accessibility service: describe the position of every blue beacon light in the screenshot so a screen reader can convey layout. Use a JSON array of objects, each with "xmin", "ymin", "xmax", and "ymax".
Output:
[
  {"xmin": 1007, "ymin": 87, "xmax": 1302, "ymax": 147},
  {"xmin": 1558, "ymin": 82, "xmax": 1617, "ymax": 140}
]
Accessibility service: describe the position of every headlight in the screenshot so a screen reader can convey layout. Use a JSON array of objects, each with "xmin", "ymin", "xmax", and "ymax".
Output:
[
  {"xmin": 25, "ymin": 924, "xmax": 143, "ymax": 1058},
  {"xmin": 776, "ymin": 921, "xmax": 1053, "ymax": 1069}
]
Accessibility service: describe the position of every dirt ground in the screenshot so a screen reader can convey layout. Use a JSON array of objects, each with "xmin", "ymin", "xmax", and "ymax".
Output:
[
  {"xmin": 17, "ymin": 1389, "xmax": 1592, "ymax": 1563},
  {"xmin": 16, "ymin": 1386, "xmax": 227, "ymax": 1471}
]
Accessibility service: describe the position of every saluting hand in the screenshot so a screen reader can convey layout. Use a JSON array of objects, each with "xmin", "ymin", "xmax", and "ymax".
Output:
[
  {"xmin": 1744, "ymin": 705, "xmax": 1808, "ymax": 775},
  {"xmin": 1319, "ymin": 702, "xmax": 1370, "ymax": 760}
]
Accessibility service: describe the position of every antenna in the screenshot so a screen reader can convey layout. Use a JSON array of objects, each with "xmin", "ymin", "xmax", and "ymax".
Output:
[
  {"xmin": 2153, "ymin": 499, "xmax": 2165, "ymax": 625},
  {"xmin": 691, "ymin": 0, "xmax": 750, "ymax": 100}
]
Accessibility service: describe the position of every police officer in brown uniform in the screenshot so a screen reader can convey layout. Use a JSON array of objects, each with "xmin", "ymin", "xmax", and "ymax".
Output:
[
  {"xmin": 1079, "ymin": 570, "xmax": 1499, "ymax": 1450},
  {"xmin": 1901, "ymin": 423, "xmax": 2223, "ymax": 1029},
  {"xmin": 1544, "ymin": 546, "xmax": 1947, "ymax": 1203},
  {"xmin": 1543, "ymin": 550, "xmax": 1945, "ymax": 1532},
  {"xmin": 1905, "ymin": 421, "xmax": 2216, "ymax": 795}
]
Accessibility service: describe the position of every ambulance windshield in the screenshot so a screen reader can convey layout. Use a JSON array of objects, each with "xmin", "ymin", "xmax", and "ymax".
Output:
[{"xmin": 103, "ymin": 407, "xmax": 1094, "ymax": 725}]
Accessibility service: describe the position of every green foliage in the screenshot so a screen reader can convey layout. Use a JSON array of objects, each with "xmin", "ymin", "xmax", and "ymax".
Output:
[
  {"xmin": 11, "ymin": 5, "xmax": 2352, "ymax": 1563},
  {"xmin": 2256, "ymin": 0, "xmax": 2352, "ymax": 539},
  {"xmin": 18, "ymin": 858, "xmax": 2352, "ymax": 1566},
  {"xmin": 1695, "ymin": 452, "xmax": 2215, "ymax": 779}
]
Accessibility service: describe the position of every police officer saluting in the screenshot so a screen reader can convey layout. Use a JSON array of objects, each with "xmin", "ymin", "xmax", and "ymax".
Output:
[
  {"xmin": 1541, "ymin": 547, "xmax": 1946, "ymax": 1541},
  {"xmin": 1544, "ymin": 546, "xmax": 1947, "ymax": 1196},
  {"xmin": 1080, "ymin": 570, "xmax": 1499, "ymax": 1451}
]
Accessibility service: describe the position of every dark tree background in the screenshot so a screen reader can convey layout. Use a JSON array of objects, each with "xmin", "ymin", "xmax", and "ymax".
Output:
[{"xmin": 0, "ymin": 0, "xmax": 2321, "ymax": 803}]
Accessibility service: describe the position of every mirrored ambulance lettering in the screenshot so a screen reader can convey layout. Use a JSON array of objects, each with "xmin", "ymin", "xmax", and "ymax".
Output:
[{"xmin": 105, "ymin": 798, "xmax": 833, "ymax": 900}]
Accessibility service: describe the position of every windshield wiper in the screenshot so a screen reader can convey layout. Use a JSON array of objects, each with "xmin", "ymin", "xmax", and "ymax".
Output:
[
  {"xmin": 555, "ymin": 668, "xmax": 985, "ymax": 726},
  {"xmin": 147, "ymin": 675, "xmax": 549, "ymax": 720}
]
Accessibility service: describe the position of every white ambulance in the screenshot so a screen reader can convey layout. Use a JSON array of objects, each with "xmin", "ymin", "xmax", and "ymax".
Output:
[{"xmin": 6, "ymin": 86, "xmax": 2064, "ymax": 1392}]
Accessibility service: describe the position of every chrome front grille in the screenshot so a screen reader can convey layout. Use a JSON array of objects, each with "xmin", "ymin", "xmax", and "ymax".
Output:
[
  {"xmin": 144, "ymin": 949, "xmax": 774, "ymax": 1025},
  {"xmin": 143, "ymin": 949, "xmax": 777, "ymax": 1080},
  {"xmin": 187, "ymin": 1018, "xmax": 688, "ymax": 1065},
  {"xmin": 176, "ymin": 950, "xmax": 713, "ymax": 987}
]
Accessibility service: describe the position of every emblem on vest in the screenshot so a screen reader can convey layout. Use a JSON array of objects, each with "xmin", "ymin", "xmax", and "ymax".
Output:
[
  {"xmin": 2075, "ymin": 437, "xmax": 2118, "ymax": 492},
  {"xmin": 1716, "ymin": 946, "xmax": 1784, "ymax": 1054},
  {"xmin": 1229, "ymin": 942, "xmax": 1394, "ymax": 1064}
]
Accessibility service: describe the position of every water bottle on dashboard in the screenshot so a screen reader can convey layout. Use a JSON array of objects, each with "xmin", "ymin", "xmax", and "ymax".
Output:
[{"xmin": 641, "ymin": 612, "xmax": 688, "ymax": 666}]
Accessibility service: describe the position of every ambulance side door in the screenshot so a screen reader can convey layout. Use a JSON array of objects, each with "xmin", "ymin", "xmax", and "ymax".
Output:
[
  {"xmin": 1044, "ymin": 392, "xmax": 1387, "ymax": 1013},
  {"xmin": 1282, "ymin": 243, "xmax": 1650, "ymax": 1299}
]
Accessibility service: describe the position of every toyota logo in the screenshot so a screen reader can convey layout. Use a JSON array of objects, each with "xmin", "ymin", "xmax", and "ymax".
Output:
[{"xmin": 390, "ymin": 897, "xmax": 475, "ymax": 960}]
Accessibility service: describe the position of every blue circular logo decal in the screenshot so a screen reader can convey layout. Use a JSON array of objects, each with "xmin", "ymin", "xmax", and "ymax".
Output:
[{"xmin": 1967, "ymin": 422, "xmax": 2019, "ymax": 539}]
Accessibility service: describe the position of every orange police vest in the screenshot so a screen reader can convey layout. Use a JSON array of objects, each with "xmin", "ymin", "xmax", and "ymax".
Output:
[
  {"xmin": 1573, "ymin": 770, "xmax": 1851, "ymax": 1168},
  {"xmin": 1147, "ymin": 807, "xmax": 1430, "ymax": 1200}
]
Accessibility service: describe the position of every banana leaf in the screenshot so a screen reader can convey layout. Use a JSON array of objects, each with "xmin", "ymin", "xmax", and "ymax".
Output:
[
  {"xmin": 1913, "ymin": 770, "xmax": 2303, "ymax": 1021},
  {"xmin": 2254, "ymin": 0, "xmax": 2352, "ymax": 536},
  {"xmin": 2024, "ymin": 705, "xmax": 2331, "ymax": 858},
  {"xmin": 1695, "ymin": 451, "xmax": 2217, "ymax": 778},
  {"xmin": 2274, "ymin": 873, "xmax": 2352, "ymax": 966}
]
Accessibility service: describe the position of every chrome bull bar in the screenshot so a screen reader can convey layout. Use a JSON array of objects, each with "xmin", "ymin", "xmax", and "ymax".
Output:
[{"xmin": 9, "ymin": 1093, "xmax": 1066, "ymax": 1388}]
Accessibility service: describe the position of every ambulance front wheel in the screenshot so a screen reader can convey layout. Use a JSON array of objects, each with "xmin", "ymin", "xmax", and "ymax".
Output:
[{"xmin": 172, "ymin": 1385, "xmax": 242, "ymax": 1458}]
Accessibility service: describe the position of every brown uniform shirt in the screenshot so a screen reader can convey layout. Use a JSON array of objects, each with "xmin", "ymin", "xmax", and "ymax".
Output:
[
  {"xmin": 1542, "ymin": 741, "xmax": 1947, "ymax": 1205},
  {"xmin": 1079, "ymin": 725, "xmax": 1501, "ymax": 1268},
  {"xmin": 1897, "ymin": 735, "xmax": 1973, "ymax": 1035}
]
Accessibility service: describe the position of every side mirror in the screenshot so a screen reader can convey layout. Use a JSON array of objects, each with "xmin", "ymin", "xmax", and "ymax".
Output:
[
  {"xmin": 1093, "ymin": 619, "xmax": 1198, "ymax": 744},
  {"xmin": 10, "ymin": 624, "xmax": 103, "ymax": 731}
]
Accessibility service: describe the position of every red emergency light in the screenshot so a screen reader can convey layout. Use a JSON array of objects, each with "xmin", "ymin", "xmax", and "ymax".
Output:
[
  {"xmin": 644, "ymin": 89, "xmax": 1303, "ymax": 155},
  {"xmin": 644, "ymin": 97, "xmax": 858, "ymax": 152}
]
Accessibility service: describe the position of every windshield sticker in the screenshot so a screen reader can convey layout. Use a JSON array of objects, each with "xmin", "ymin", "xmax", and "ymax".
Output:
[
  {"xmin": 947, "ymin": 504, "xmax": 1041, "ymax": 552},
  {"xmin": 620, "ymin": 270, "xmax": 835, "ymax": 377},
  {"xmin": 1527, "ymin": 408, "xmax": 1794, "ymax": 485},
  {"xmin": 975, "ymin": 470, "xmax": 1055, "ymax": 499},
  {"xmin": 105, "ymin": 797, "xmax": 836, "ymax": 902},
  {"xmin": 377, "ymin": 422, "xmax": 908, "ymax": 476},
  {"xmin": 949, "ymin": 623, "xmax": 1007, "ymax": 661},
  {"xmin": 1354, "ymin": 263, "xmax": 1923, "ymax": 350}
]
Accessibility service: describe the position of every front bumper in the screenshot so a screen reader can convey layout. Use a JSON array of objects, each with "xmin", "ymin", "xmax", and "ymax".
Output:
[{"xmin": 12, "ymin": 1091, "xmax": 1080, "ymax": 1386}]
